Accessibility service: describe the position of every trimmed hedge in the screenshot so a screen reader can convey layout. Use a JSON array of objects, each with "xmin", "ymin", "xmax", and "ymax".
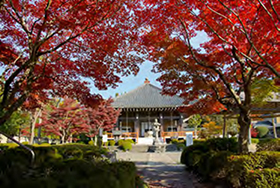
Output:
[
  {"xmin": 0, "ymin": 144, "xmax": 140, "ymax": 188},
  {"xmin": 256, "ymin": 126, "xmax": 269, "ymax": 138},
  {"xmin": 257, "ymin": 138, "xmax": 280, "ymax": 151},
  {"xmin": 180, "ymin": 138, "xmax": 280, "ymax": 187},
  {"xmin": 180, "ymin": 137, "xmax": 238, "ymax": 165},
  {"xmin": 108, "ymin": 140, "xmax": 116, "ymax": 146}
]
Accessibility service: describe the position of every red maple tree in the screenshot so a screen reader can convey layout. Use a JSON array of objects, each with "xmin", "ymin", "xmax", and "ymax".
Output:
[
  {"xmin": 0, "ymin": 0, "xmax": 143, "ymax": 125},
  {"xmin": 85, "ymin": 98, "xmax": 120, "ymax": 139},
  {"xmin": 140, "ymin": 0, "xmax": 279, "ymax": 153},
  {"xmin": 37, "ymin": 98, "xmax": 88, "ymax": 143}
]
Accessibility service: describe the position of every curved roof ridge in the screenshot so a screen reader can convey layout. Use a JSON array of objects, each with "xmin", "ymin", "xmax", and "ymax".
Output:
[{"xmin": 112, "ymin": 82, "xmax": 184, "ymax": 108}]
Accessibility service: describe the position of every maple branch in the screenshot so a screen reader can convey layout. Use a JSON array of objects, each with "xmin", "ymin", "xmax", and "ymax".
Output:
[
  {"xmin": 7, "ymin": 0, "xmax": 30, "ymax": 35},
  {"xmin": 179, "ymin": 18, "xmax": 242, "ymax": 107},
  {"xmin": 35, "ymin": 0, "xmax": 52, "ymax": 44},
  {"xmin": 201, "ymin": 1, "xmax": 246, "ymax": 34},
  {"xmin": 1, "ymin": 58, "xmax": 33, "ymax": 107},
  {"xmin": 257, "ymin": 0, "xmax": 280, "ymax": 31},
  {"xmin": 269, "ymin": 0, "xmax": 280, "ymax": 22},
  {"xmin": 0, "ymin": 53, "xmax": 23, "ymax": 82},
  {"xmin": 217, "ymin": 0, "xmax": 280, "ymax": 78},
  {"xmin": 233, "ymin": 69, "xmax": 243, "ymax": 85}
]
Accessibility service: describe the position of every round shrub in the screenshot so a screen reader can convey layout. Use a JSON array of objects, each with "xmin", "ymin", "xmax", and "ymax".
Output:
[
  {"xmin": 108, "ymin": 140, "xmax": 116, "ymax": 146},
  {"xmin": 118, "ymin": 140, "xmax": 125, "ymax": 146},
  {"xmin": 126, "ymin": 139, "xmax": 135, "ymax": 144},
  {"xmin": 88, "ymin": 140, "xmax": 94, "ymax": 145},
  {"xmin": 257, "ymin": 138, "xmax": 280, "ymax": 151},
  {"xmin": 256, "ymin": 126, "xmax": 269, "ymax": 138},
  {"xmin": 121, "ymin": 141, "xmax": 132, "ymax": 151}
]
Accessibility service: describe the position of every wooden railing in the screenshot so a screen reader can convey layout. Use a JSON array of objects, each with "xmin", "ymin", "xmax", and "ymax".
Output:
[
  {"xmin": 107, "ymin": 132, "xmax": 137, "ymax": 139},
  {"xmin": 107, "ymin": 131, "xmax": 193, "ymax": 139},
  {"xmin": 162, "ymin": 131, "xmax": 193, "ymax": 137}
]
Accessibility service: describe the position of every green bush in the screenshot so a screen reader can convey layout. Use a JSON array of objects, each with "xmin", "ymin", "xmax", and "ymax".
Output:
[
  {"xmin": 257, "ymin": 138, "xmax": 280, "ymax": 151},
  {"xmin": 118, "ymin": 139, "xmax": 125, "ymax": 146},
  {"xmin": 181, "ymin": 137, "xmax": 238, "ymax": 166},
  {"xmin": 126, "ymin": 139, "xmax": 135, "ymax": 144},
  {"xmin": 193, "ymin": 139, "xmax": 206, "ymax": 145},
  {"xmin": 88, "ymin": 140, "xmax": 94, "ymax": 145},
  {"xmin": 245, "ymin": 168, "xmax": 280, "ymax": 188},
  {"xmin": 251, "ymin": 138, "xmax": 260, "ymax": 144},
  {"xmin": 0, "ymin": 145, "xmax": 138, "ymax": 188},
  {"xmin": 121, "ymin": 141, "xmax": 132, "ymax": 151},
  {"xmin": 206, "ymin": 137, "xmax": 238, "ymax": 153},
  {"xmin": 197, "ymin": 151, "xmax": 233, "ymax": 180},
  {"xmin": 108, "ymin": 140, "xmax": 116, "ymax": 146},
  {"xmin": 225, "ymin": 152, "xmax": 280, "ymax": 188},
  {"xmin": 103, "ymin": 142, "xmax": 108, "ymax": 147},
  {"xmin": 256, "ymin": 126, "xmax": 269, "ymax": 138},
  {"xmin": 181, "ymin": 143, "xmax": 209, "ymax": 165},
  {"xmin": 22, "ymin": 142, "xmax": 29, "ymax": 145},
  {"xmin": 171, "ymin": 139, "xmax": 179, "ymax": 144}
]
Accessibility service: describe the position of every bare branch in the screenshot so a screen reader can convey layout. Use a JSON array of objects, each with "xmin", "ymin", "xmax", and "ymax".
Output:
[
  {"xmin": 269, "ymin": 0, "xmax": 280, "ymax": 22},
  {"xmin": 257, "ymin": 0, "xmax": 280, "ymax": 31}
]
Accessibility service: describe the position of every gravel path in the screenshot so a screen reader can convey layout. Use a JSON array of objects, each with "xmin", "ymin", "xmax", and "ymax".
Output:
[{"xmin": 117, "ymin": 152, "xmax": 199, "ymax": 188}]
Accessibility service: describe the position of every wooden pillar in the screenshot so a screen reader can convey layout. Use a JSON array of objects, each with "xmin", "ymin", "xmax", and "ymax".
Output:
[
  {"xmin": 159, "ymin": 113, "xmax": 165, "ymax": 142},
  {"xmin": 135, "ymin": 113, "xmax": 139, "ymax": 143},
  {"xmin": 179, "ymin": 114, "xmax": 183, "ymax": 132},
  {"xmin": 170, "ymin": 111, "xmax": 173, "ymax": 132}
]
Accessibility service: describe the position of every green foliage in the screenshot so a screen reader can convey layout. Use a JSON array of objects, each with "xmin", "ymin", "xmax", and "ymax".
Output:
[
  {"xmin": 188, "ymin": 114, "xmax": 202, "ymax": 128},
  {"xmin": 225, "ymin": 151, "xmax": 280, "ymax": 188},
  {"xmin": 181, "ymin": 138, "xmax": 237, "ymax": 166},
  {"xmin": 88, "ymin": 140, "xmax": 94, "ymax": 145},
  {"xmin": 118, "ymin": 139, "xmax": 125, "ymax": 146},
  {"xmin": 257, "ymin": 138, "xmax": 280, "ymax": 151},
  {"xmin": 181, "ymin": 140, "xmax": 280, "ymax": 188},
  {"xmin": 193, "ymin": 139, "xmax": 206, "ymax": 145},
  {"xmin": 251, "ymin": 78, "xmax": 280, "ymax": 105},
  {"xmin": 256, "ymin": 126, "xmax": 269, "ymax": 138},
  {"xmin": 206, "ymin": 137, "xmax": 238, "ymax": 152},
  {"xmin": 103, "ymin": 141, "xmax": 109, "ymax": 147},
  {"xmin": 171, "ymin": 139, "xmax": 179, "ymax": 144},
  {"xmin": 121, "ymin": 141, "xmax": 132, "ymax": 151},
  {"xmin": 0, "ymin": 110, "xmax": 30, "ymax": 136},
  {"xmin": 108, "ymin": 140, "xmax": 116, "ymax": 146},
  {"xmin": 251, "ymin": 138, "xmax": 260, "ymax": 144},
  {"xmin": 0, "ymin": 145, "xmax": 138, "ymax": 188},
  {"xmin": 246, "ymin": 168, "xmax": 280, "ymax": 188}
]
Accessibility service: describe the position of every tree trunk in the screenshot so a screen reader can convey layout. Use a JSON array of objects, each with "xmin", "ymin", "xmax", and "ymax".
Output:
[
  {"xmin": 223, "ymin": 114, "xmax": 227, "ymax": 138},
  {"xmin": 94, "ymin": 135, "xmax": 98, "ymax": 146},
  {"xmin": 272, "ymin": 119, "xmax": 278, "ymax": 138},
  {"xmin": 238, "ymin": 110, "xmax": 251, "ymax": 153},
  {"xmin": 194, "ymin": 126, "xmax": 197, "ymax": 139},
  {"xmin": 29, "ymin": 109, "xmax": 41, "ymax": 145}
]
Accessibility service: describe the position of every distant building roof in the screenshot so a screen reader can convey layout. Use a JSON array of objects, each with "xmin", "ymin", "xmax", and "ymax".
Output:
[{"xmin": 112, "ymin": 79, "xmax": 184, "ymax": 109}]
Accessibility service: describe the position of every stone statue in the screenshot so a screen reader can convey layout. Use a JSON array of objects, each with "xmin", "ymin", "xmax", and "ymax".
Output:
[{"xmin": 153, "ymin": 119, "xmax": 161, "ymax": 144}]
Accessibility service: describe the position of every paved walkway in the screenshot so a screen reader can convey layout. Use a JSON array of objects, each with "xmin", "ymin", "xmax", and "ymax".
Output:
[{"xmin": 117, "ymin": 152, "xmax": 197, "ymax": 188}]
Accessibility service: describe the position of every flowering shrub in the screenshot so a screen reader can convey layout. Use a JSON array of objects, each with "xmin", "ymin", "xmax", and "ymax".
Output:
[{"xmin": 251, "ymin": 128, "xmax": 258, "ymax": 138}]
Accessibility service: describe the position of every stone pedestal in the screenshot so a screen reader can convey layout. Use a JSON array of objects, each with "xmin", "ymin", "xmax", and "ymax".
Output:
[{"xmin": 148, "ymin": 144, "xmax": 166, "ymax": 153}]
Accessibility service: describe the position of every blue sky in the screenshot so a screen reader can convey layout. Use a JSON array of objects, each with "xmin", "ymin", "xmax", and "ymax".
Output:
[
  {"xmin": 90, "ymin": 60, "xmax": 161, "ymax": 99},
  {"xmin": 91, "ymin": 31, "xmax": 208, "ymax": 99}
]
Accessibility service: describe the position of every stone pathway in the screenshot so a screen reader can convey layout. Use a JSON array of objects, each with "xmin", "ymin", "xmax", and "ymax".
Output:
[{"xmin": 117, "ymin": 152, "xmax": 205, "ymax": 188}]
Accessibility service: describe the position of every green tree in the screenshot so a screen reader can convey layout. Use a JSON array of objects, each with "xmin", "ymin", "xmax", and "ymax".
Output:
[
  {"xmin": 251, "ymin": 79, "xmax": 280, "ymax": 138},
  {"xmin": 0, "ymin": 110, "xmax": 30, "ymax": 137},
  {"xmin": 251, "ymin": 79, "xmax": 280, "ymax": 106},
  {"xmin": 188, "ymin": 114, "xmax": 202, "ymax": 139}
]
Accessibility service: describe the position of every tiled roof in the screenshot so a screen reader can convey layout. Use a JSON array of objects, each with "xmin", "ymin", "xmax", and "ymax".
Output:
[{"xmin": 112, "ymin": 83, "xmax": 184, "ymax": 108}]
